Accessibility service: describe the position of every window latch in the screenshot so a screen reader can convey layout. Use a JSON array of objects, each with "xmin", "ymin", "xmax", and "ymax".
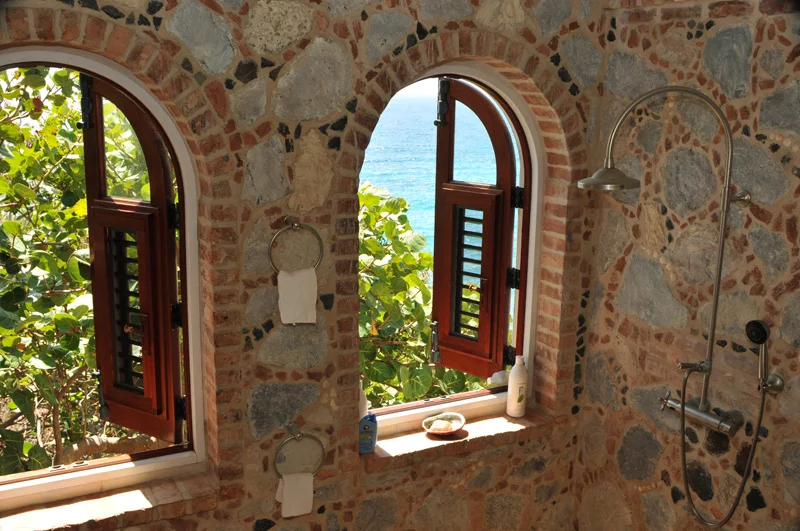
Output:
[
  {"xmin": 430, "ymin": 320, "xmax": 441, "ymax": 363},
  {"xmin": 507, "ymin": 268, "xmax": 521, "ymax": 290},
  {"xmin": 503, "ymin": 345, "xmax": 517, "ymax": 367},
  {"xmin": 511, "ymin": 187, "xmax": 524, "ymax": 209},
  {"xmin": 92, "ymin": 371, "xmax": 110, "ymax": 421},
  {"xmin": 175, "ymin": 396, "xmax": 187, "ymax": 421},
  {"xmin": 433, "ymin": 79, "xmax": 451, "ymax": 127},
  {"xmin": 78, "ymin": 74, "xmax": 93, "ymax": 130}
]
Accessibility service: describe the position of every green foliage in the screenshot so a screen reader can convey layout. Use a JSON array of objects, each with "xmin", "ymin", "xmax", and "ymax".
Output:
[
  {"xmin": 0, "ymin": 67, "xmax": 146, "ymax": 475},
  {"xmin": 358, "ymin": 184, "xmax": 486, "ymax": 407}
]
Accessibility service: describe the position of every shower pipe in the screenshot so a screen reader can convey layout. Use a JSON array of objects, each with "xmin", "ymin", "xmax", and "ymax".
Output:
[
  {"xmin": 585, "ymin": 86, "xmax": 787, "ymax": 528},
  {"xmin": 603, "ymin": 86, "xmax": 750, "ymax": 411}
]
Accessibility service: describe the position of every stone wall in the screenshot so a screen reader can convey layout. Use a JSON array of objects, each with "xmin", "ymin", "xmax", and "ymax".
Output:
[
  {"xmin": 1, "ymin": 0, "xmax": 798, "ymax": 530},
  {"xmin": 578, "ymin": 1, "xmax": 800, "ymax": 530}
]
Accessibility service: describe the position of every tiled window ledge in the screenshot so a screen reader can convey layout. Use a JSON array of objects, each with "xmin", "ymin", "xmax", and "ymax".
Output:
[
  {"xmin": 361, "ymin": 411, "xmax": 554, "ymax": 473},
  {"xmin": 0, "ymin": 473, "xmax": 218, "ymax": 531}
]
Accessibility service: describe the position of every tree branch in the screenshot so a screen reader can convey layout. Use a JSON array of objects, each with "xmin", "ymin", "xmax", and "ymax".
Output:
[
  {"xmin": 0, "ymin": 412, "xmax": 22, "ymax": 429},
  {"xmin": 61, "ymin": 435, "xmax": 169, "ymax": 464}
]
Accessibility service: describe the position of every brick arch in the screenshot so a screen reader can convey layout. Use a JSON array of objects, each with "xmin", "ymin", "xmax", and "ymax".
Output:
[
  {"xmin": 341, "ymin": 29, "xmax": 590, "ymax": 416},
  {"xmin": 1, "ymin": 5, "xmax": 228, "ymax": 461}
]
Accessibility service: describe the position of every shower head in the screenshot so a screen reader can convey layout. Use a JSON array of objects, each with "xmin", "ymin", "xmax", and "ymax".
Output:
[{"xmin": 577, "ymin": 165, "xmax": 641, "ymax": 192}]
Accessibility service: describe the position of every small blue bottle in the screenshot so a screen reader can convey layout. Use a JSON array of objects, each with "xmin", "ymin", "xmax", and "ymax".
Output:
[{"xmin": 358, "ymin": 413, "xmax": 378, "ymax": 454}]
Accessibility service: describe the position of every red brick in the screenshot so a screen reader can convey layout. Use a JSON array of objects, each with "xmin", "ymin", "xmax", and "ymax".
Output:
[
  {"xmin": 33, "ymin": 9, "xmax": 55, "ymax": 41},
  {"xmin": 83, "ymin": 16, "xmax": 107, "ymax": 49},
  {"xmin": 147, "ymin": 53, "xmax": 172, "ymax": 85},
  {"xmin": 709, "ymin": 1, "xmax": 753, "ymax": 17},
  {"xmin": 661, "ymin": 5, "xmax": 702, "ymax": 20},
  {"xmin": 759, "ymin": 0, "xmax": 799, "ymax": 14},
  {"xmin": 204, "ymin": 80, "xmax": 229, "ymax": 119},
  {"xmin": 105, "ymin": 24, "xmax": 133, "ymax": 58},
  {"xmin": 6, "ymin": 8, "xmax": 30, "ymax": 40}
]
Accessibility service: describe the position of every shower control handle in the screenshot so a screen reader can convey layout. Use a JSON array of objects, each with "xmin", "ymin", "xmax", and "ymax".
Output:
[
  {"xmin": 677, "ymin": 360, "xmax": 710, "ymax": 373},
  {"xmin": 659, "ymin": 390, "xmax": 671, "ymax": 411}
]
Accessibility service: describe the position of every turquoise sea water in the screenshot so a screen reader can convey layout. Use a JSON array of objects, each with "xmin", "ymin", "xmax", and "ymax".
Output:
[{"xmin": 359, "ymin": 81, "xmax": 497, "ymax": 251}]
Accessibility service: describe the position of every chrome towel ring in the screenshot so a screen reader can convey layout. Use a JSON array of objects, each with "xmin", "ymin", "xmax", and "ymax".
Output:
[
  {"xmin": 267, "ymin": 216, "xmax": 324, "ymax": 273},
  {"xmin": 273, "ymin": 423, "xmax": 325, "ymax": 479}
]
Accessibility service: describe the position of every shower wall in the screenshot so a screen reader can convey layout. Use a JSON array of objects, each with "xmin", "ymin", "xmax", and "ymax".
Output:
[{"xmin": 578, "ymin": 1, "xmax": 800, "ymax": 529}]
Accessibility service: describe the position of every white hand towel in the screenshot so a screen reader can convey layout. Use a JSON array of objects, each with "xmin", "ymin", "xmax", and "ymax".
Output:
[
  {"xmin": 278, "ymin": 268, "xmax": 317, "ymax": 324},
  {"xmin": 275, "ymin": 473, "xmax": 314, "ymax": 518}
]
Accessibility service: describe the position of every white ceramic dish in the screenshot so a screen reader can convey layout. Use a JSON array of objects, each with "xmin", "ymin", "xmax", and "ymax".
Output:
[{"xmin": 421, "ymin": 412, "xmax": 466, "ymax": 436}]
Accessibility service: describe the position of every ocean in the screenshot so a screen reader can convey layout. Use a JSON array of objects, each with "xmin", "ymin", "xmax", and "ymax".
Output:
[{"xmin": 359, "ymin": 79, "xmax": 498, "ymax": 252}]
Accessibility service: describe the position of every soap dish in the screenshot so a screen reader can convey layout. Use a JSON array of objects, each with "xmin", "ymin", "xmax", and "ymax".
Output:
[{"xmin": 422, "ymin": 412, "xmax": 466, "ymax": 436}]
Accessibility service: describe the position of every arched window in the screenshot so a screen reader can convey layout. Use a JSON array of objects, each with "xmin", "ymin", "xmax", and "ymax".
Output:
[
  {"xmin": 0, "ymin": 66, "xmax": 189, "ymax": 484},
  {"xmin": 359, "ymin": 75, "xmax": 531, "ymax": 410}
]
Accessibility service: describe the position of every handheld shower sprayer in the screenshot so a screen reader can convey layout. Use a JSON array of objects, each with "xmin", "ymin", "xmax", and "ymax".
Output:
[{"xmin": 746, "ymin": 320, "xmax": 785, "ymax": 394}]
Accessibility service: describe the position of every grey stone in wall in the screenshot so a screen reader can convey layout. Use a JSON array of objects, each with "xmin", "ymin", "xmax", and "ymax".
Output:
[
  {"xmin": 780, "ymin": 441, "xmax": 800, "ymax": 504},
  {"xmin": 417, "ymin": 0, "xmax": 473, "ymax": 22},
  {"xmin": 535, "ymin": 482, "xmax": 559, "ymax": 503},
  {"xmin": 585, "ymin": 353, "xmax": 618, "ymax": 410},
  {"xmin": 366, "ymin": 11, "xmax": 414, "ymax": 62},
  {"xmin": 273, "ymin": 38, "xmax": 355, "ymax": 121},
  {"xmin": 485, "ymin": 494, "xmax": 524, "ymax": 531},
  {"xmin": 702, "ymin": 27, "xmax": 752, "ymax": 99},
  {"xmin": 468, "ymin": 465, "xmax": 493, "ymax": 488},
  {"xmin": 636, "ymin": 119, "xmax": 662, "ymax": 154},
  {"xmin": 661, "ymin": 147, "xmax": 715, "ymax": 217},
  {"xmin": 630, "ymin": 386, "xmax": 679, "ymax": 432},
  {"xmin": 411, "ymin": 489, "xmax": 469, "ymax": 530},
  {"xmin": 244, "ymin": 136, "xmax": 290, "ymax": 205},
  {"xmin": 561, "ymin": 34, "xmax": 602, "ymax": 88},
  {"xmin": 617, "ymin": 253, "xmax": 689, "ymax": 329},
  {"xmin": 258, "ymin": 315, "xmax": 327, "ymax": 369},
  {"xmin": 511, "ymin": 456, "xmax": 547, "ymax": 478},
  {"xmin": 245, "ymin": 287, "xmax": 279, "ymax": 325},
  {"xmin": 328, "ymin": 0, "xmax": 368, "ymax": 18},
  {"xmin": 732, "ymin": 138, "xmax": 789, "ymax": 205},
  {"xmin": 579, "ymin": 0, "xmax": 594, "ymax": 19},
  {"xmin": 233, "ymin": 77, "xmax": 268, "ymax": 126},
  {"xmin": 246, "ymin": 0, "xmax": 314, "ymax": 54},
  {"xmin": 699, "ymin": 291, "xmax": 757, "ymax": 339},
  {"xmin": 582, "ymin": 417, "xmax": 607, "ymax": 468},
  {"xmin": 579, "ymin": 483, "xmax": 633, "ymax": 531},
  {"xmin": 780, "ymin": 293, "xmax": 800, "ymax": 348},
  {"xmin": 356, "ymin": 496, "xmax": 398, "ymax": 531},
  {"xmin": 761, "ymin": 80, "xmax": 800, "ymax": 138},
  {"xmin": 475, "ymin": 0, "xmax": 525, "ymax": 35},
  {"xmin": 532, "ymin": 0, "xmax": 571, "ymax": 37},
  {"xmin": 641, "ymin": 492, "xmax": 675, "ymax": 531},
  {"xmin": 248, "ymin": 382, "xmax": 320, "ymax": 439},
  {"xmin": 666, "ymin": 224, "xmax": 736, "ymax": 285},
  {"xmin": 760, "ymin": 49, "xmax": 785, "ymax": 80},
  {"xmin": 166, "ymin": 0, "xmax": 235, "ymax": 75},
  {"xmin": 610, "ymin": 156, "xmax": 643, "ymax": 206},
  {"xmin": 596, "ymin": 208, "xmax": 629, "ymax": 274},
  {"xmin": 678, "ymin": 99, "xmax": 718, "ymax": 143},
  {"xmin": 750, "ymin": 224, "xmax": 789, "ymax": 276},
  {"xmin": 218, "ymin": 0, "xmax": 243, "ymax": 9},
  {"xmin": 779, "ymin": 377, "xmax": 800, "ymax": 422},
  {"xmin": 606, "ymin": 51, "xmax": 668, "ymax": 101},
  {"xmin": 243, "ymin": 218, "xmax": 331, "ymax": 281},
  {"xmin": 617, "ymin": 425, "xmax": 663, "ymax": 480}
]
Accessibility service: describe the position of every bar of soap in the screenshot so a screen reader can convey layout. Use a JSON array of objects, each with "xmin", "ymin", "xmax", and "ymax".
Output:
[{"xmin": 429, "ymin": 419, "xmax": 453, "ymax": 433}]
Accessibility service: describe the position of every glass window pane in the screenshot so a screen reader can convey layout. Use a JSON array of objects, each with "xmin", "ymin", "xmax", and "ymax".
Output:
[
  {"xmin": 103, "ymin": 100, "xmax": 150, "ymax": 200},
  {"xmin": 452, "ymin": 102, "xmax": 496, "ymax": 185}
]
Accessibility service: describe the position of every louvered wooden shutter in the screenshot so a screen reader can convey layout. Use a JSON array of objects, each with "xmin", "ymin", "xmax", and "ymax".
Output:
[
  {"xmin": 82, "ymin": 74, "xmax": 183, "ymax": 443},
  {"xmin": 431, "ymin": 78, "xmax": 517, "ymax": 379}
]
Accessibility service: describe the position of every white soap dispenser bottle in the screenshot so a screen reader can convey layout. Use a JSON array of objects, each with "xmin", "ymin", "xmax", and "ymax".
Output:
[{"xmin": 506, "ymin": 355, "xmax": 528, "ymax": 417}]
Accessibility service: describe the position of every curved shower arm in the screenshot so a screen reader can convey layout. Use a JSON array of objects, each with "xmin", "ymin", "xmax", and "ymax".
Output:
[{"xmin": 603, "ymin": 85, "xmax": 739, "ymax": 411}]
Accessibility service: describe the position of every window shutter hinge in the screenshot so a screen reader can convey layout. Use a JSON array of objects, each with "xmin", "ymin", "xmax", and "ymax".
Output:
[
  {"xmin": 170, "ymin": 302, "xmax": 183, "ymax": 329},
  {"xmin": 167, "ymin": 203, "xmax": 180, "ymax": 230},
  {"xmin": 78, "ymin": 74, "xmax": 93, "ymax": 130},
  {"xmin": 430, "ymin": 320, "xmax": 441, "ymax": 363},
  {"xmin": 433, "ymin": 79, "xmax": 451, "ymax": 127},
  {"xmin": 511, "ymin": 187, "xmax": 524, "ymax": 209},
  {"xmin": 503, "ymin": 345, "xmax": 517, "ymax": 367},
  {"xmin": 175, "ymin": 396, "xmax": 187, "ymax": 421},
  {"xmin": 507, "ymin": 268, "xmax": 521, "ymax": 290}
]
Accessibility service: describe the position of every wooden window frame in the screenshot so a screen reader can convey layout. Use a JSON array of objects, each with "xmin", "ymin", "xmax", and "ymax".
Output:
[
  {"xmin": 0, "ymin": 65, "xmax": 192, "ymax": 487},
  {"xmin": 374, "ymin": 75, "xmax": 533, "ymax": 416}
]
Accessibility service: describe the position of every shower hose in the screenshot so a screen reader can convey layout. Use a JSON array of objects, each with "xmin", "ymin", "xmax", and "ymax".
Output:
[{"xmin": 680, "ymin": 368, "xmax": 767, "ymax": 528}]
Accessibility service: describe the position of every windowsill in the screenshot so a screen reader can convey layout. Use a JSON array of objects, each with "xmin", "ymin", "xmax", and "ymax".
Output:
[
  {"xmin": 375, "ymin": 390, "xmax": 510, "ymax": 438},
  {"xmin": 361, "ymin": 410, "xmax": 553, "ymax": 473},
  {"xmin": 0, "ymin": 473, "xmax": 218, "ymax": 531}
]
